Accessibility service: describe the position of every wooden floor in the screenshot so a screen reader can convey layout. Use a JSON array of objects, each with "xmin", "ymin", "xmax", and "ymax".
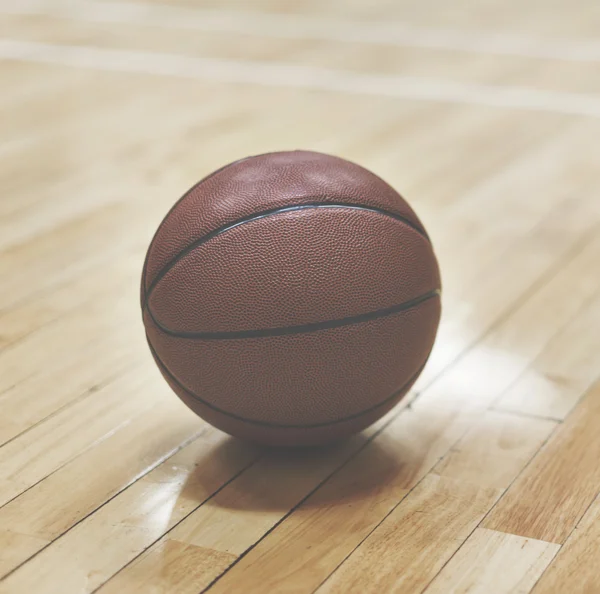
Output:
[{"xmin": 1, "ymin": 0, "xmax": 600, "ymax": 592}]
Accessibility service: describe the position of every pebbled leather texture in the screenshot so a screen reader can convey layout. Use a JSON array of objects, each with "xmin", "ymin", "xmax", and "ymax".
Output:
[{"xmin": 141, "ymin": 150, "xmax": 441, "ymax": 446}]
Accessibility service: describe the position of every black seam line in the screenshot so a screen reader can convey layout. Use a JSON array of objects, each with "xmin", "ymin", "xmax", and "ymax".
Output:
[
  {"xmin": 147, "ymin": 336, "xmax": 430, "ymax": 429},
  {"xmin": 148, "ymin": 289, "xmax": 440, "ymax": 340},
  {"xmin": 140, "ymin": 160, "xmax": 240, "ymax": 307},
  {"xmin": 143, "ymin": 201, "xmax": 430, "ymax": 307},
  {"xmin": 141, "ymin": 151, "xmax": 309, "ymax": 297}
]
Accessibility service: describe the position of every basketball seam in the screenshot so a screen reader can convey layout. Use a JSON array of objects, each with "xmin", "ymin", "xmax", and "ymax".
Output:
[
  {"xmin": 141, "ymin": 150, "xmax": 336, "ymax": 300},
  {"xmin": 143, "ymin": 201, "xmax": 431, "ymax": 307},
  {"xmin": 140, "ymin": 152, "xmax": 270, "ymax": 305},
  {"xmin": 147, "ymin": 335, "xmax": 430, "ymax": 428},
  {"xmin": 146, "ymin": 289, "xmax": 440, "ymax": 339}
]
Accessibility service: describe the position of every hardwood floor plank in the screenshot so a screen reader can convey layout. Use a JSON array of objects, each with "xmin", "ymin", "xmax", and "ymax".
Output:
[
  {"xmin": 0, "ymin": 370, "xmax": 158, "ymax": 507},
  {"xmin": 417, "ymin": 188, "xmax": 600, "ymax": 389},
  {"xmin": 418, "ymin": 228, "xmax": 600, "ymax": 410},
  {"xmin": 97, "ymin": 541, "xmax": 236, "ymax": 594},
  {"xmin": 532, "ymin": 494, "xmax": 600, "ymax": 593},
  {"xmin": 0, "ymin": 431, "xmax": 259, "ymax": 592},
  {"xmin": 423, "ymin": 528, "xmax": 559, "ymax": 594},
  {"xmin": 95, "ymin": 422, "xmax": 389, "ymax": 594},
  {"xmin": 494, "ymin": 292, "xmax": 600, "ymax": 420},
  {"xmin": 0, "ymin": 203, "xmax": 140, "ymax": 311},
  {"xmin": 2, "ymin": 6, "xmax": 600, "ymax": 591},
  {"xmin": 431, "ymin": 411, "xmax": 556, "ymax": 490},
  {"xmin": 0, "ymin": 269, "xmax": 148, "ymax": 446},
  {"xmin": 183, "ymin": 412, "xmax": 553, "ymax": 594},
  {"xmin": 0, "ymin": 337, "xmax": 144, "ymax": 449},
  {"xmin": 94, "ymin": 192, "xmax": 597, "ymax": 593},
  {"xmin": 0, "ymin": 532, "xmax": 50, "ymax": 583},
  {"xmin": 0, "ymin": 254, "xmax": 140, "ymax": 350},
  {"xmin": 310, "ymin": 412, "xmax": 556, "ymax": 594},
  {"xmin": 315, "ymin": 476, "xmax": 500, "ymax": 594},
  {"xmin": 484, "ymin": 379, "xmax": 600, "ymax": 543},
  {"xmin": 0, "ymin": 398, "xmax": 202, "ymax": 576}
]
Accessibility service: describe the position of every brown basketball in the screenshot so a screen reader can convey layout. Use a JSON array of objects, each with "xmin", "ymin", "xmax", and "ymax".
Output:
[{"xmin": 141, "ymin": 150, "xmax": 441, "ymax": 446}]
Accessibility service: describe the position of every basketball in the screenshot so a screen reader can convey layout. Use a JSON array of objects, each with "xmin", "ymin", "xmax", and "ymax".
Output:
[{"xmin": 141, "ymin": 150, "xmax": 441, "ymax": 446}]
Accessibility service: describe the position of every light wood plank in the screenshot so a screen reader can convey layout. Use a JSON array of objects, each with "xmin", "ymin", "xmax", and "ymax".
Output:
[
  {"xmin": 321, "ymin": 412, "xmax": 554, "ymax": 592},
  {"xmin": 532, "ymin": 494, "xmax": 600, "ymax": 593},
  {"xmin": 0, "ymin": 531, "xmax": 50, "ymax": 582},
  {"xmin": 0, "ymin": 417, "xmax": 390, "ymax": 594},
  {"xmin": 0, "ymin": 342, "xmax": 144, "ymax": 449},
  {"xmin": 38, "ymin": 0, "xmax": 598, "ymax": 36},
  {"xmin": 494, "ymin": 291, "xmax": 600, "ymax": 420},
  {"xmin": 97, "ymin": 541, "xmax": 236, "ymax": 594},
  {"xmin": 0, "ymin": 253, "xmax": 140, "ymax": 350},
  {"xmin": 154, "ymin": 412, "xmax": 554, "ymax": 594},
  {"xmin": 484, "ymin": 379, "xmax": 600, "ymax": 543},
  {"xmin": 431, "ymin": 411, "xmax": 556, "ymax": 490},
  {"xmin": 3, "ymin": 8, "xmax": 600, "ymax": 98},
  {"xmin": 0, "ymin": 370, "xmax": 158, "ymax": 507},
  {"xmin": 0, "ymin": 277, "xmax": 146, "ymax": 446},
  {"xmin": 315, "ymin": 475, "xmax": 500, "ymax": 594},
  {"xmin": 423, "ymin": 528, "xmax": 559, "ymax": 594},
  {"xmin": 417, "ymin": 178, "xmax": 600, "ymax": 389},
  {"xmin": 418, "ymin": 227, "xmax": 600, "ymax": 410},
  {"xmin": 2, "ymin": 4, "xmax": 600, "ymax": 591},
  {"xmin": 0, "ymin": 274, "xmax": 141, "ymax": 384},
  {"xmin": 0, "ymin": 431, "xmax": 259, "ymax": 591},
  {"xmin": 0, "ymin": 203, "xmax": 140, "ymax": 311},
  {"xmin": 0, "ymin": 397, "xmax": 202, "ymax": 576},
  {"xmin": 311, "ymin": 412, "xmax": 555, "ymax": 594},
  {"xmin": 95, "ymin": 182, "xmax": 597, "ymax": 592},
  {"xmin": 0, "ymin": 89, "xmax": 244, "ymax": 253},
  {"xmin": 96, "ymin": 423, "xmax": 389, "ymax": 594}
]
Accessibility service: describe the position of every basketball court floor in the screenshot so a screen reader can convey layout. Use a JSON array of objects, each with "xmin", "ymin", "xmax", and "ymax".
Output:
[{"xmin": 1, "ymin": 0, "xmax": 600, "ymax": 592}]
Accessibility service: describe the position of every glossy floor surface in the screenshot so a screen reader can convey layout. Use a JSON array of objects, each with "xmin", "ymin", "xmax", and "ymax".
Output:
[{"xmin": 1, "ymin": 0, "xmax": 600, "ymax": 592}]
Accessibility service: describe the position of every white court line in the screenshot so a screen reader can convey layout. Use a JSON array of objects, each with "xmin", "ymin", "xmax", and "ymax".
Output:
[
  {"xmin": 3, "ymin": 0, "xmax": 600, "ymax": 63},
  {"xmin": 1, "ymin": 40, "xmax": 600, "ymax": 118}
]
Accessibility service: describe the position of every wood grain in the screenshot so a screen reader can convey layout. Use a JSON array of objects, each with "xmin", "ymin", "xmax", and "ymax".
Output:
[
  {"xmin": 532, "ymin": 494, "xmax": 600, "ymax": 593},
  {"xmin": 0, "ymin": 371, "xmax": 156, "ymax": 507},
  {"xmin": 99, "ymin": 541, "xmax": 236, "ymax": 594},
  {"xmin": 2, "ymin": 2, "xmax": 600, "ymax": 592},
  {"xmin": 0, "ymin": 397, "xmax": 202, "ymax": 576},
  {"xmin": 495, "ymin": 292, "xmax": 600, "ymax": 420},
  {"xmin": 207, "ymin": 413, "xmax": 554, "ymax": 594},
  {"xmin": 420, "ymin": 185, "xmax": 600, "ymax": 389},
  {"xmin": 431, "ymin": 412, "xmax": 556, "ymax": 490},
  {"xmin": 310, "ymin": 412, "xmax": 555, "ymax": 594},
  {"xmin": 484, "ymin": 379, "xmax": 600, "ymax": 543},
  {"xmin": 423, "ymin": 528, "xmax": 559, "ymax": 594},
  {"xmin": 96, "ymin": 425, "xmax": 386, "ymax": 593},
  {"xmin": 316, "ymin": 475, "xmax": 500, "ymax": 594},
  {"xmin": 439, "ymin": 222, "xmax": 600, "ymax": 389},
  {"xmin": 0, "ymin": 253, "xmax": 140, "ymax": 349},
  {"xmin": 0, "ymin": 431, "xmax": 259, "ymax": 591}
]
